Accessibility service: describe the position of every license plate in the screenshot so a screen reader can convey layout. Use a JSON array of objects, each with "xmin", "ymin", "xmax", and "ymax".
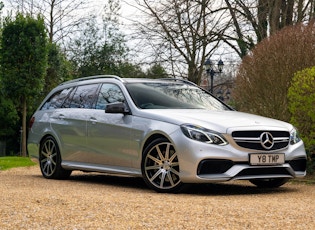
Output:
[{"xmin": 249, "ymin": 153, "xmax": 285, "ymax": 165}]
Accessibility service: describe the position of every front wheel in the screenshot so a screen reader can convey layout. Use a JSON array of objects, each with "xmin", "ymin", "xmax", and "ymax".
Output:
[
  {"xmin": 249, "ymin": 178, "xmax": 289, "ymax": 188},
  {"xmin": 141, "ymin": 138, "xmax": 184, "ymax": 193},
  {"xmin": 39, "ymin": 136, "xmax": 71, "ymax": 179}
]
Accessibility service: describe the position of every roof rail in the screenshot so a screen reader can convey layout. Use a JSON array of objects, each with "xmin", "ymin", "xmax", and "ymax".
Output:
[
  {"xmin": 59, "ymin": 75, "xmax": 124, "ymax": 85},
  {"xmin": 158, "ymin": 78, "xmax": 197, "ymax": 86}
]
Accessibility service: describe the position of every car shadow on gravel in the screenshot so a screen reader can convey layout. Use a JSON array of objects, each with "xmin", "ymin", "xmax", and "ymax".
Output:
[
  {"xmin": 68, "ymin": 173, "xmax": 150, "ymax": 190},
  {"xmin": 183, "ymin": 182, "xmax": 297, "ymax": 196},
  {"xmin": 60, "ymin": 173, "xmax": 297, "ymax": 196}
]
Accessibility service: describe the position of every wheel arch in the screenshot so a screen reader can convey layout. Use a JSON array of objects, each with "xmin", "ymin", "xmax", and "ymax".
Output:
[
  {"xmin": 140, "ymin": 132, "xmax": 187, "ymax": 193},
  {"xmin": 39, "ymin": 133, "xmax": 63, "ymax": 157},
  {"xmin": 142, "ymin": 133, "xmax": 171, "ymax": 156}
]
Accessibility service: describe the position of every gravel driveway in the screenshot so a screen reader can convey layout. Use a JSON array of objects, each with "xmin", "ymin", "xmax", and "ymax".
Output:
[{"xmin": 1, "ymin": 166, "xmax": 314, "ymax": 230}]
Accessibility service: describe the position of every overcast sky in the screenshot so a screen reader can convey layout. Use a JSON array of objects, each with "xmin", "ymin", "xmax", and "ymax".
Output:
[{"xmin": 0, "ymin": 0, "xmax": 240, "ymax": 70}]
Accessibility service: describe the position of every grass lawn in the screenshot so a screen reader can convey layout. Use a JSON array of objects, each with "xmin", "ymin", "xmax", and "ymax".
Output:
[{"xmin": 0, "ymin": 156, "xmax": 36, "ymax": 171}]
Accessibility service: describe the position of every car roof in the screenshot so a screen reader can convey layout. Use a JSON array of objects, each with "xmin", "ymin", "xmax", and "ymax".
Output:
[{"xmin": 59, "ymin": 75, "xmax": 197, "ymax": 87}]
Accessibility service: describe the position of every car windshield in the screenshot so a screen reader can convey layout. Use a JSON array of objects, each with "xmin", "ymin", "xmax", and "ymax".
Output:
[{"xmin": 125, "ymin": 82, "xmax": 231, "ymax": 110}]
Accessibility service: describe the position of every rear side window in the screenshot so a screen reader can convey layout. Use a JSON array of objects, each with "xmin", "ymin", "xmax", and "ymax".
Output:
[
  {"xmin": 41, "ymin": 88, "xmax": 73, "ymax": 110},
  {"xmin": 69, "ymin": 84, "xmax": 100, "ymax": 109},
  {"xmin": 41, "ymin": 84, "xmax": 100, "ymax": 110}
]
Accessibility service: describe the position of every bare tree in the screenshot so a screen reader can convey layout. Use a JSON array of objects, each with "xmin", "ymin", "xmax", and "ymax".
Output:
[
  {"xmin": 224, "ymin": 0, "xmax": 315, "ymax": 58},
  {"xmin": 5, "ymin": 0, "xmax": 90, "ymax": 43},
  {"xmin": 129, "ymin": 0, "xmax": 229, "ymax": 84}
]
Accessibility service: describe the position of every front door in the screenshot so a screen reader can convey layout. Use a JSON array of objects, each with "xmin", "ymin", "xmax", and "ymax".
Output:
[{"xmin": 86, "ymin": 83, "xmax": 137, "ymax": 168}]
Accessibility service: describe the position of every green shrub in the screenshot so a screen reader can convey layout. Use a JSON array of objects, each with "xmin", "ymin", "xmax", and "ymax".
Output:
[{"xmin": 288, "ymin": 67, "xmax": 315, "ymax": 173}]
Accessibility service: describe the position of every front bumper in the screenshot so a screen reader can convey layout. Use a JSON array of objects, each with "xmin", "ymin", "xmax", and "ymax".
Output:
[
  {"xmin": 170, "ymin": 130, "xmax": 307, "ymax": 183},
  {"xmin": 197, "ymin": 158, "xmax": 306, "ymax": 182}
]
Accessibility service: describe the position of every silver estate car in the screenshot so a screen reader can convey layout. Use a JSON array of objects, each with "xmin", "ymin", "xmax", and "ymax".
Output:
[{"xmin": 27, "ymin": 75, "xmax": 307, "ymax": 192}]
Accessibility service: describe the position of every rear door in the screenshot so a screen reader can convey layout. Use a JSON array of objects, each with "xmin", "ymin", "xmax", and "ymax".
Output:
[{"xmin": 50, "ymin": 84, "xmax": 100, "ymax": 161}]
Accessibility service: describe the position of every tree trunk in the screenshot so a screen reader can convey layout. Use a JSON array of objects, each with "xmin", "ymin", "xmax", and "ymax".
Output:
[
  {"xmin": 188, "ymin": 62, "xmax": 200, "ymax": 84},
  {"xmin": 283, "ymin": 0, "xmax": 294, "ymax": 26},
  {"xmin": 258, "ymin": 0, "xmax": 269, "ymax": 41},
  {"xmin": 22, "ymin": 96, "xmax": 27, "ymax": 157},
  {"xmin": 269, "ymin": 0, "xmax": 281, "ymax": 35}
]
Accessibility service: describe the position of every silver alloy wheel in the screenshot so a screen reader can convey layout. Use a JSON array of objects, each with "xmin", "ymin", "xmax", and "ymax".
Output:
[
  {"xmin": 143, "ymin": 139, "xmax": 181, "ymax": 192},
  {"xmin": 39, "ymin": 136, "xmax": 71, "ymax": 179},
  {"xmin": 40, "ymin": 138, "xmax": 58, "ymax": 177}
]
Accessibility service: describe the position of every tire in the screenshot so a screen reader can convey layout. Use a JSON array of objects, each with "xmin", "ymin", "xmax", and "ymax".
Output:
[
  {"xmin": 141, "ymin": 138, "xmax": 184, "ymax": 193},
  {"xmin": 39, "ymin": 136, "xmax": 71, "ymax": 179},
  {"xmin": 249, "ymin": 178, "xmax": 289, "ymax": 188}
]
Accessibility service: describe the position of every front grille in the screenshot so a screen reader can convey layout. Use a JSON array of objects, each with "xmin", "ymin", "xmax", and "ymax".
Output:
[
  {"xmin": 232, "ymin": 130, "xmax": 290, "ymax": 151},
  {"xmin": 197, "ymin": 159, "xmax": 234, "ymax": 175}
]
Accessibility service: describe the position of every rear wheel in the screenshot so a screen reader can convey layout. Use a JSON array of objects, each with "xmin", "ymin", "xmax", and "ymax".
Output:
[
  {"xmin": 39, "ymin": 136, "xmax": 71, "ymax": 179},
  {"xmin": 141, "ymin": 138, "xmax": 184, "ymax": 193},
  {"xmin": 249, "ymin": 178, "xmax": 289, "ymax": 188}
]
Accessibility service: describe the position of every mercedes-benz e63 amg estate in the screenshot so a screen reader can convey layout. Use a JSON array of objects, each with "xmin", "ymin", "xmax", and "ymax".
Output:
[{"xmin": 27, "ymin": 75, "xmax": 307, "ymax": 192}]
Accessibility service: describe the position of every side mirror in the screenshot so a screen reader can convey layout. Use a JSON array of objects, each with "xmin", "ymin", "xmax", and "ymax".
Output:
[{"xmin": 105, "ymin": 102, "xmax": 130, "ymax": 114}]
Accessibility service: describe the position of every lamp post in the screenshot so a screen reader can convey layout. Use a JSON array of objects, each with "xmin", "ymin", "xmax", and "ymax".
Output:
[{"xmin": 204, "ymin": 58, "xmax": 224, "ymax": 93}]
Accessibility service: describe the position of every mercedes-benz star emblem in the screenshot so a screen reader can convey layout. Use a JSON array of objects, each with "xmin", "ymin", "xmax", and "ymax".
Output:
[{"xmin": 260, "ymin": 132, "xmax": 274, "ymax": 150}]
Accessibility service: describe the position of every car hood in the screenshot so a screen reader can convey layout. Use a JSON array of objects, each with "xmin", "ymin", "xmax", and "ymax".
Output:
[{"xmin": 137, "ymin": 109, "xmax": 292, "ymax": 133}]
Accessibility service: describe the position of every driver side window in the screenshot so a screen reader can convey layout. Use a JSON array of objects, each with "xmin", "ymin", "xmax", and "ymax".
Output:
[{"xmin": 95, "ymin": 84, "xmax": 125, "ymax": 110}]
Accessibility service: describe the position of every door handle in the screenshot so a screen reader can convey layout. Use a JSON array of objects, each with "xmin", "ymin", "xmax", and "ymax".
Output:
[
  {"xmin": 58, "ymin": 114, "xmax": 65, "ymax": 120},
  {"xmin": 89, "ymin": 117, "xmax": 97, "ymax": 124}
]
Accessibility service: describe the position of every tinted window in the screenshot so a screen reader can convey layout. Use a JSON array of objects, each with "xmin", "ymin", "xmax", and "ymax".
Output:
[
  {"xmin": 62, "ymin": 88, "xmax": 77, "ymax": 108},
  {"xmin": 126, "ymin": 82, "xmax": 230, "ymax": 110},
  {"xmin": 95, "ymin": 84, "xmax": 125, "ymax": 110},
  {"xmin": 41, "ymin": 88, "xmax": 73, "ymax": 110},
  {"xmin": 69, "ymin": 84, "xmax": 99, "ymax": 109}
]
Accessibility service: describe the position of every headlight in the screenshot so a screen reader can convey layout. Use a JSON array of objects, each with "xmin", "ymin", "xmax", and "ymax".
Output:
[
  {"xmin": 180, "ymin": 124, "xmax": 228, "ymax": 145},
  {"xmin": 290, "ymin": 127, "xmax": 301, "ymax": 145}
]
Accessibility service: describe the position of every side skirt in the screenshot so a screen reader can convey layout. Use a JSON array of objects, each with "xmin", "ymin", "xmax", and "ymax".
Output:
[{"xmin": 61, "ymin": 161, "xmax": 142, "ymax": 177}]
